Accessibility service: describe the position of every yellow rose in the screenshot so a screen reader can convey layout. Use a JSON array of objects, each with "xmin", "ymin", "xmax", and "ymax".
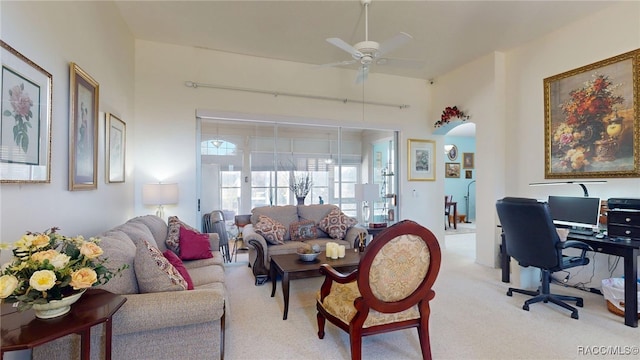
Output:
[
  {"xmin": 14, "ymin": 234, "xmax": 34, "ymax": 251},
  {"xmin": 69, "ymin": 268, "xmax": 97, "ymax": 290},
  {"xmin": 80, "ymin": 242, "xmax": 103, "ymax": 259},
  {"xmin": 29, "ymin": 270, "xmax": 57, "ymax": 291},
  {"xmin": 31, "ymin": 249, "xmax": 58, "ymax": 262},
  {"xmin": 32, "ymin": 234, "xmax": 50, "ymax": 249},
  {"xmin": 0, "ymin": 274, "xmax": 19, "ymax": 298}
]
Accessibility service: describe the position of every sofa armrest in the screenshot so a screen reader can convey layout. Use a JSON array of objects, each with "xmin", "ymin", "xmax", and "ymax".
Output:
[
  {"xmin": 243, "ymin": 224, "xmax": 268, "ymax": 255},
  {"xmin": 112, "ymin": 288, "xmax": 225, "ymax": 336},
  {"xmin": 207, "ymin": 232, "xmax": 220, "ymax": 250},
  {"xmin": 243, "ymin": 224, "xmax": 270, "ymax": 285},
  {"xmin": 345, "ymin": 225, "xmax": 368, "ymax": 248}
]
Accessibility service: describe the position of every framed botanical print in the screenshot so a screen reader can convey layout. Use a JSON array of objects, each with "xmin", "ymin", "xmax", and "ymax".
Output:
[
  {"xmin": 106, "ymin": 113, "xmax": 125, "ymax": 183},
  {"xmin": 69, "ymin": 63, "xmax": 99, "ymax": 190},
  {"xmin": 544, "ymin": 49, "xmax": 640, "ymax": 178},
  {"xmin": 445, "ymin": 162, "xmax": 460, "ymax": 178},
  {"xmin": 1, "ymin": 40, "xmax": 52, "ymax": 183},
  {"xmin": 408, "ymin": 139, "xmax": 435, "ymax": 181}
]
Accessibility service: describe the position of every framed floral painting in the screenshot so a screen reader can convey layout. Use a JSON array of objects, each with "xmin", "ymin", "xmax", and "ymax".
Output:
[
  {"xmin": 1, "ymin": 41, "xmax": 52, "ymax": 183},
  {"xmin": 106, "ymin": 113, "xmax": 125, "ymax": 183},
  {"xmin": 544, "ymin": 49, "xmax": 640, "ymax": 178},
  {"xmin": 69, "ymin": 63, "xmax": 99, "ymax": 190},
  {"xmin": 408, "ymin": 139, "xmax": 435, "ymax": 181}
]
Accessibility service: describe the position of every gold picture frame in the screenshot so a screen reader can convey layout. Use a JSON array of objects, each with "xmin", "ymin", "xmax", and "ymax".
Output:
[
  {"xmin": 1, "ymin": 40, "xmax": 52, "ymax": 183},
  {"xmin": 106, "ymin": 113, "xmax": 125, "ymax": 183},
  {"xmin": 69, "ymin": 63, "xmax": 99, "ymax": 190},
  {"xmin": 544, "ymin": 49, "xmax": 640, "ymax": 178},
  {"xmin": 445, "ymin": 162, "xmax": 460, "ymax": 178},
  {"xmin": 463, "ymin": 152, "xmax": 474, "ymax": 169},
  {"xmin": 408, "ymin": 139, "xmax": 435, "ymax": 181}
]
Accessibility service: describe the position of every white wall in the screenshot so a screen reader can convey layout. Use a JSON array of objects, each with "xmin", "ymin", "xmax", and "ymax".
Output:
[
  {"xmin": 132, "ymin": 40, "xmax": 445, "ymax": 239},
  {"xmin": 0, "ymin": 2, "xmax": 135, "ymax": 257}
]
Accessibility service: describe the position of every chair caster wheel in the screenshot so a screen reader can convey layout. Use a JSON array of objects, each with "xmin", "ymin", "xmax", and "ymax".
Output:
[
  {"xmin": 507, "ymin": 290, "xmax": 513, "ymax": 297},
  {"xmin": 522, "ymin": 304, "xmax": 529, "ymax": 311},
  {"xmin": 571, "ymin": 312, "xmax": 579, "ymax": 319},
  {"xmin": 576, "ymin": 300, "xmax": 583, "ymax": 307}
]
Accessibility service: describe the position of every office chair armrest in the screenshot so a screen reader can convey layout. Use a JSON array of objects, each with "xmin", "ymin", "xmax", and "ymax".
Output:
[{"xmin": 560, "ymin": 240, "xmax": 592, "ymax": 260}]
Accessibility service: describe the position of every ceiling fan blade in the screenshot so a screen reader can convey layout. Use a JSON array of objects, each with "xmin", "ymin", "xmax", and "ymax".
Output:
[
  {"xmin": 378, "ymin": 32, "xmax": 413, "ymax": 56},
  {"xmin": 314, "ymin": 59, "xmax": 358, "ymax": 69},
  {"xmin": 327, "ymin": 38, "xmax": 363, "ymax": 58},
  {"xmin": 375, "ymin": 57, "xmax": 424, "ymax": 69},
  {"xmin": 355, "ymin": 65, "xmax": 369, "ymax": 84}
]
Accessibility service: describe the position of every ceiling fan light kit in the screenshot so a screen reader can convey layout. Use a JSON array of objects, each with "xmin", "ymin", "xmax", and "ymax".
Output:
[{"xmin": 322, "ymin": 0, "xmax": 420, "ymax": 83}]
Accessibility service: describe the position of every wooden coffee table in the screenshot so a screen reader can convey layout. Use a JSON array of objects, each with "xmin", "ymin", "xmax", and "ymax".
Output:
[{"xmin": 270, "ymin": 251, "xmax": 362, "ymax": 320}]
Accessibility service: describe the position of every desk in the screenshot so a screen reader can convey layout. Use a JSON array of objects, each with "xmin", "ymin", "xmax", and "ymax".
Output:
[
  {"xmin": 500, "ymin": 232, "xmax": 640, "ymax": 327},
  {"xmin": 1, "ymin": 289, "xmax": 126, "ymax": 359}
]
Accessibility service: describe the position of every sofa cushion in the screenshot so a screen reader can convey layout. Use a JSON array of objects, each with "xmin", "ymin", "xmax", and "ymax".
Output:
[
  {"xmin": 290, "ymin": 220, "xmax": 318, "ymax": 241},
  {"xmin": 319, "ymin": 207, "xmax": 358, "ymax": 240},
  {"xmin": 298, "ymin": 204, "xmax": 337, "ymax": 238},
  {"xmin": 166, "ymin": 216, "xmax": 199, "ymax": 253},
  {"xmin": 126, "ymin": 215, "xmax": 170, "ymax": 252},
  {"xmin": 251, "ymin": 205, "xmax": 298, "ymax": 240},
  {"xmin": 94, "ymin": 230, "xmax": 139, "ymax": 294},
  {"xmin": 163, "ymin": 250, "xmax": 194, "ymax": 290},
  {"xmin": 135, "ymin": 240, "xmax": 187, "ymax": 293},
  {"xmin": 179, "ymin": 226, "xmax": 214, "ymax": 260},
  {"xmin": 254, "ymin": 215, "xmax": 286, "ymax": 245},
  {"xmin": 117, "ymin": 221, "xmax": 158, "ymax": 248}
]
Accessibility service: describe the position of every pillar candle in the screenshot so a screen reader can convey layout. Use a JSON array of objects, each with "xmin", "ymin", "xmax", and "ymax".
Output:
[{"xmin": 338, "ymin": 245, "xmax": 346, "ymax": 258}]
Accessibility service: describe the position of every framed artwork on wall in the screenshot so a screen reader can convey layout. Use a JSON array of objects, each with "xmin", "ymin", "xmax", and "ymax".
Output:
[
  {"xmin": 408, "ymin": 139, "xmax": 435, "ymax": 181},
  {"xmin": 446, "ymin": 144, "xmax": 458, "ymax": 161},
  {"xmin": 544, "ymin": 48, "xmax": 640, "ymax": 178},
  {"xmin": 465, "ymin": 170, "xmax": 473, "ymax": 179},
  {"xmin": 69, "ymin": 62, "xmax": 99, "ymax": 190},
  {"xmin": 1, "ymin": 40, "xmax": 52, "ymax": 183},
  {"xmin": 106, "ymin": 113, "xmax": 125, "ymax": 183},
  {"xmin": 463, "ymin": 152, "xmax": 474, "ymax": 169},
  {"xmin": 445, "ymin": 162, "xmax": 460, "ymax": 178}
]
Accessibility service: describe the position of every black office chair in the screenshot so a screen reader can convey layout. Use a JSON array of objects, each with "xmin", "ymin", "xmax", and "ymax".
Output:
[{"xmin": 495, "ymin": 197, "xmax": 591, "ymax": 319}]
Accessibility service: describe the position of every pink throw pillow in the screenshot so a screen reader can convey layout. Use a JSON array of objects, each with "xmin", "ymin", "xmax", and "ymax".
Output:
[
  {"xmin": 179, "ymin": 226, "xmax": 213, "ymax": 261},
  {"xmin": 163, "ymin": 250, "xmax": 194, "ymax": 290}
]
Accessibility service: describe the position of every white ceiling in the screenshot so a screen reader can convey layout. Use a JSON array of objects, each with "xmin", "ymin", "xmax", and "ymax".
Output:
[{"xmin": 114, "ymin": 0, "xmax": 618, "ymax": 81}]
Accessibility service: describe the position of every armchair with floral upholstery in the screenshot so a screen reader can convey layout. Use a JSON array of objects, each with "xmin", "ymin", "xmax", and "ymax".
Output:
[{"xmin": 316, "ymin": 220, "xmax": 441, "ymax": 360}]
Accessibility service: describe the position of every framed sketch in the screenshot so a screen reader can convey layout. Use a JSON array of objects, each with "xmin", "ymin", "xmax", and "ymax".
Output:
[
  {"xmin": 463, "ymin": 152, "xmax": 475, "ymax": 169},
  {"xmin": 544, "ymin": 49, "xmax": 640, "ymax": 178},
  {"xmin": 69, "ymin": 63, "xmax": 99, "ymax": 190},
  {"xmin": 465, "ymin": 170, "xmax": 473, "ymax": 179},
  {"xmin": 445, "ymin": 162, "xmax": 460, "ymax": 178},
  {"xmin": 408, "ymin": 139, "xmax": 435, "ymax": 181},
  {"xmin": 106, "ymin": 113, "xmax": 125, "ymax": 183},
  {"xmin": 446, "ymin": 144, "xmax": 458, "ymax": 161},
  {"xmin": 1, "ymin": 40, "xmax": 52, "ymax": 183}
]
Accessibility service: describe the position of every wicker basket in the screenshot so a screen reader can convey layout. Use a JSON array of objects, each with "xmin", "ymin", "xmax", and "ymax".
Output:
[{"xmin": 606, "ymin": 300, "xmax": 640, "ymax": 319}]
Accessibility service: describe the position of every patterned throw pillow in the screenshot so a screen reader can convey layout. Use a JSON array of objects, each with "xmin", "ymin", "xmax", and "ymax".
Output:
[
  {"xmin": 166, "ymin": 216, "xmax": 199, "ymax": 253},
  {"xmin": 135, "ymin": 240, "xmax": 187, "ymax": 293},
  {"xmin": 319, "ymin": 208, "xmax": 358, "ymax": 240},
  {"xmin": 163, "ymin": 250, "xmax": 194, "ymax": 290},
  {"xmin": 290, "ymin": 220, "xmax": 318, "ymax": 241},
  {"xmin": 254, "ymin": 215, "xmax": 286, "ymax": 245}
]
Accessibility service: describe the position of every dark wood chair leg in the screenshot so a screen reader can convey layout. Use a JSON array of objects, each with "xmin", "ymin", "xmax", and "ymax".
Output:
[
  {"xmin": 317, "ymin": 310, "xmax": 326, "ymax": 339},
  {"xmin": 349, "ymin": 331, "xmax": 362, "ymax": 360},
  {"xmin": 417, "ymin": 321, "xmax": 433, "ymax": 360},
  {"xmin": 220, "ymin": 304, "xmax": 226, "ymax": 360}
]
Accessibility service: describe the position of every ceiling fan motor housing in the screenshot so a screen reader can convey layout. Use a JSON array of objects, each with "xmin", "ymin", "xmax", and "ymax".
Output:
[{"xmin": 353, "ymin": 40, "xmax": 380, "ymax": 63}]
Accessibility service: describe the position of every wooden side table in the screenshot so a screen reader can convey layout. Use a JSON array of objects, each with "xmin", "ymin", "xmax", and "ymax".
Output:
[{"xmin": 1, "ymin": 289, "xmax": 126, "ymax": 360}]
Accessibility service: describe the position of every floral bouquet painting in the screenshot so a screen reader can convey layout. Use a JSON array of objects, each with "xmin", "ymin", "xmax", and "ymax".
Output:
[
  {"xmin": 545, "ymin": 50, "xmax": 639, "ymax": 178},
  {"xmin": 0, "ymin": 227, "xmax": 127, "ymax": 312}
]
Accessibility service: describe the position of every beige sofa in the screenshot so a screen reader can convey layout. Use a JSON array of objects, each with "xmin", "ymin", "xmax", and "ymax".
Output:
[
  {"xmin": 243, "ymin": 204, "xmax": 367, "ymax": 285},
  {"xmin": 33, "ymin": 215, "xmax": 226, "ymax": 360}
]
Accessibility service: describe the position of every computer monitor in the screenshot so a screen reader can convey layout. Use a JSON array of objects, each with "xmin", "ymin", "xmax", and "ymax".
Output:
[{"xmin": 547, "ymin": 195, "xmax": 601, "ymax": 234}]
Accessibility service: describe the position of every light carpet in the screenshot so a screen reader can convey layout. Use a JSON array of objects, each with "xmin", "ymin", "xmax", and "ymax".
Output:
[{"xmin": 223, "ymin": 236, "xmax": 638, "ymax": 360}]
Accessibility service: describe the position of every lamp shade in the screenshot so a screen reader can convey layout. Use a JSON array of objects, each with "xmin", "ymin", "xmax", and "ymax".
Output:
[
  {"xmin": 143, "ymin": 183, "xmax": 179, "ymax": 205},
  {"xmin": 355, "ymin": 183, "xmax": 380, "ymax": 202}
]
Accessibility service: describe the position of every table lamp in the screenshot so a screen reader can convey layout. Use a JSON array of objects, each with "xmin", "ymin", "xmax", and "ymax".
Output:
[{"xmin": 143, "ymin": 183, "xmax": 179, "ymax": 219}]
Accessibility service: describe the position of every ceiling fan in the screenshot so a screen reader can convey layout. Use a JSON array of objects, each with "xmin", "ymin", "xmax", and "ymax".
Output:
[{"xmin": 321, "ymin": 0, "xmax": 420, "ymax": 83}]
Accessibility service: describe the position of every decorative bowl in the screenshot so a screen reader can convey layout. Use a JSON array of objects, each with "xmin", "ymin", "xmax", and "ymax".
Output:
[{"xmin": 297, "ymin": 251, "xmax": 320, "ymax": 262}]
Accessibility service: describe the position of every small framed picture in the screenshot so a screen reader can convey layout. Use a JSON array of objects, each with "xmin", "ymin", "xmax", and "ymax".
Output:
[
  {"xmin": 465, "ymin": 170, "xmax": 473, "ymax": 179},
  {"xmin": 463, "ymin": 152, "xmax": 474, "ymax": 169},
  {"xmin": 69, "ymin": 62, "xmax": 99, "ymax": 190},
  {"xmin": 106, "ymin": 113, "xmax": 125, "ymax": 183},
  {"xmin": 445, "ymin": 162, "xmax": 460, "ymax": 178},
  {"xmin": 408, "ymin": 139, "xmax": 435, "ymax": 181},
  {"xmin": 446, "ymin": 144, "xmax": 458, "ymax": 161}
]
